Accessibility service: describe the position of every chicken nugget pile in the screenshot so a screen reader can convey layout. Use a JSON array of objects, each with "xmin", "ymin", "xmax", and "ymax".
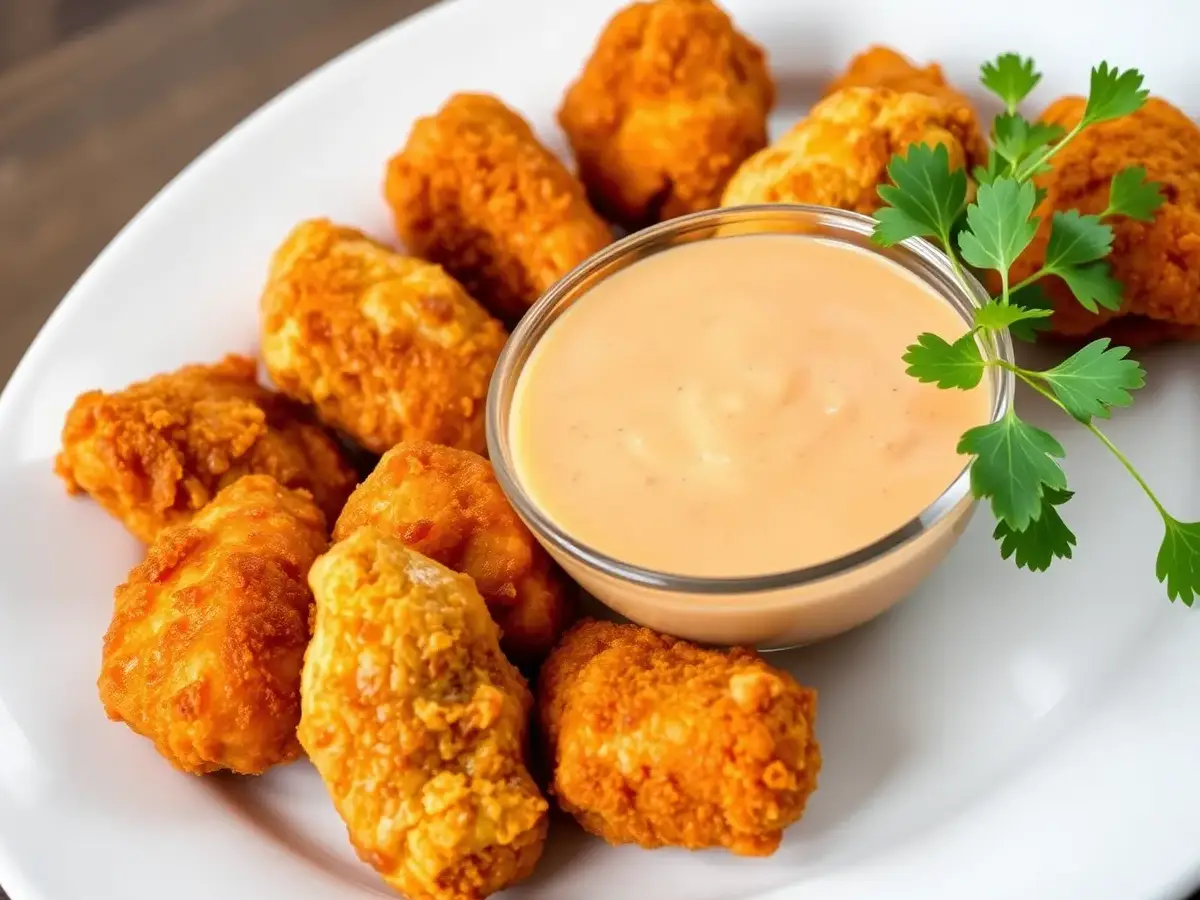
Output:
[
  {"xmin": 59, "ymin": 0, "xmax": 1200, "ymax": 895},
  {"xmin": 333, "ymin": 441, "xmax": 571, "ymax": 662}
]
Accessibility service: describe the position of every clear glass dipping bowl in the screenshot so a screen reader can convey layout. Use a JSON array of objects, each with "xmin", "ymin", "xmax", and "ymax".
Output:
[{"xmin": 486, "ymin": 205, "xmax": 1014, "ymax": 650}]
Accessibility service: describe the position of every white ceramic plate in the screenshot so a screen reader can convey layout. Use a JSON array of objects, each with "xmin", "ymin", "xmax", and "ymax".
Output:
[{"xmin": 1, "ymin": 1, "xmax": 1198, "ymax": 898}]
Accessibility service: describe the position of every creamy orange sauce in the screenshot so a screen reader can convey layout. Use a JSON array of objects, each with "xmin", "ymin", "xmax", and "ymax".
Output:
[{"xmin": 510, "ymin": 234, "xmax": 991, "ymax": 578}]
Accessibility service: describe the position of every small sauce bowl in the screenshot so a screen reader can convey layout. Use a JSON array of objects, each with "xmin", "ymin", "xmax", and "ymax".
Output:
[{"xmin": 486, "ymin": 205, "xmax": 1013, "ymax": 649}]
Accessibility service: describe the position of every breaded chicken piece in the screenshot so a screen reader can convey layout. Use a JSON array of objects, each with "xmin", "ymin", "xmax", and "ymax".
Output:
[
  {"xmin": 559, "ymin": 0, "xmax": 775, "ymax": 229},
  {"xmin": 300, "ymin": 528, "xmax": 547, "ymax": 900},
  {"xmin": 260, "ymin": 219, "xmax": 508, "ymax": 455},
  {"xmin": 333, "ymin": 442, "xmax": 570, "ymax": 662},
  {"xmin": 1008, "ymin": 96, "xmax": 1200, "ymax": 342},
  {"xmin": 539, "ymin": 620, "xmax": 821, "ymax": 856},
  {"xmin": 98, "ymin": 475, "xmax": 327, "ymax": 774},
  {"xmin": 56, "ymin": 354, "xmax": 355, "ymax": 543},
  {"xmin": 722, "ymin": 85, "xmax": 986, "ymax": 211},
  {"xmin": 825, "ymin": 45, "xmax": 980, "ymax": 110},
  {"xmin": 385, "ymin": 93, "xmax": 612, "ymax": 320}
]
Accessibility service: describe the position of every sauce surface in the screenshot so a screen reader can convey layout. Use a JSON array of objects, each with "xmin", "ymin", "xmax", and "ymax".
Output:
[{"xmin": 510, "ymin": 234, "xmax": 991, "ymax": 578}]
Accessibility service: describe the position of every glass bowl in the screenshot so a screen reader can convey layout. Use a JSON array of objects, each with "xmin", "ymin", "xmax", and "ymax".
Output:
[{"xmin": 486, "ymin": 204, "xmax": 1014, "ymax": 650}]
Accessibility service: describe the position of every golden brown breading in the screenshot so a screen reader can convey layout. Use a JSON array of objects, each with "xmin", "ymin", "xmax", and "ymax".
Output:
[
  {"xmin": 384, "ymin": 93, "xmax": 612, "ymax": 320},
  {"xmin": 824, "ymin": 45, "xmax": 979, "ymax": 110},
  {"xmin": 56, "ymin": 354, "xmax": 355, "ymax": 543},
  {"xmin": 722, "ymin": 85, "xmax": 986, "ymax": 211},
  {"xmin": 1008, "ymin": 96, "xmax": 1200, "ymax": 342},
  {"xmin": 259, "ymin": 219, "xmax": 508, "ymax": 455},
  {"xmin": 539, "ymin": 619, "xmax": 821, "ymax": 856},
  {"xmin": 559, "ymin": 0, "xmax": 775, "ymax": 228},
  {"xmin": 98, "ymin": 475, "xmax": 327, "ymax": 775},
  {"xmin": 300, "ymin": 528, "xmax": 547, "ymax": 900},
  {"xmin": 333, "ymin": 442, "xmax": 571, "ymax": 662}
]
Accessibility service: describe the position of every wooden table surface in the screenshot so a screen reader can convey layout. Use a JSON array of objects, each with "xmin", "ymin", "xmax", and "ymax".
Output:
[
  {"xmin": 0, "ymin": 0, "xmax": 433, "ymax": 388},
  {"xmin": 0, "ymin": 2, "xmax": 1197, "ymax": 900}
]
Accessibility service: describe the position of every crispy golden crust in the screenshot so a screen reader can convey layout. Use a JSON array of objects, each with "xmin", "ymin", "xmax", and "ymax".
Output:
[
  {"xmin": 1008, "ymin": 96, "xmax": 1200, "ymax": 342},
  {"xmin": 55, "ymin": 354, "xmax": 356, "ymax": 543},
  {"xmin": 98, "ymin": 475, "xmax": 328, "ymax": 775},
  {"xmin": 333, "ymin": 442, "xmax": 571, "ymax": 662},
  {"xmin": 722, "ymin": 85, "xmax": 985, "ymax": 211},
  {"xmin": 300, "ymin": 529, "xmax": 548, "ymax": 900},
  {"xmin": 538, "ymin": 620, "xmax": 821, "ymax": 856},
  {"xmin": 259, "ymin": 219, "xmax": 508, "ymax": 455},
  {"xmin": 824, "ymin": 45, "xmax": 979, "ymax": 110},
  {"xmin": 559, "ymin": 0, "xmax": 774, "ymax": 228},
  {"xmin": 385, "ymin": 93, "xmax": 612, "ymax": 320}
]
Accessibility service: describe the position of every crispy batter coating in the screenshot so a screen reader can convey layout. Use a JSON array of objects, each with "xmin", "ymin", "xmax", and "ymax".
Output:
[
  {"xmin": 722, "ymin": 84, "xmax": 986, "ymax": 211},
  {"xmin": 333, "ymin": 442, "xmax": 571, "ymax": 662},
  {"xmin": 260, "ymin": 219, "xmax": 508, "ymax": 455},
  {"xmin": 98, "ymin": 475, "xmax": 328, "ymax": 775},
  {"xmin": 1008, "ymin": 96, "xmax": 1200, "ymax": 342},
  {"xmin": 558, "ymin": 0, "xmax": 775, "ymax": 228},
  {"xmin": 300, "ymin": 528, "xmax": 548, "ymax": 900},
  {"xmin": 824, "ymin": 45, "xmax": 979, "ymax": 110},
  {"xmin": 384, "ymin": 93, "xmax": 612, "ymax": 320},
  {"xmin": 539, "ymin": 620, "xmax": 821, "ymax": 856},
  {"xmin": 56, "ymin": 354, "xmax": 355, "ymax": 543}
]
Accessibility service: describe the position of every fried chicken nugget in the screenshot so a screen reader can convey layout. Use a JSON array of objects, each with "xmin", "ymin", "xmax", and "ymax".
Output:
[
  {"xmin": 722, "ymin": 84, "xmax": 986, "ymax": 212},
  {"xmin": 56, "ymin": 354, "xmax": 355, "ymax": 543},
  {"xmin": 559, "ymin": 0, "xmax": 775, "ymax": 229},
  {"xmin": 333, "ymin": 442, "xmax": 571, "ymax": 662},
  {"xmin": 539, "ymin": 620, "xmax": 821, "ymax": 856},
  {"xmin": 300, "ymin": 528, "xmax": 548, "ymax": 900},
  {"xmin": 1008, "ymin": 96, "xmax": 1200, "ymax": 342},
  {"xmin": 98, "ymin": 475, "xmax": 327, "ymax": 774},
  {"xmin": 260, "ymin": 219, "xmax": 508, "ymax": 455},
  {"xmin": 824, "ymin": 45, "xmax": 980, "ymax": 110},
  {"xmin": 384, "ymin": 93, "xmax": 613, "ymax": 320}
]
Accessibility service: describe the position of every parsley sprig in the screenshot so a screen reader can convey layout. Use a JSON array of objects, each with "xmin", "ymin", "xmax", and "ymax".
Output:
[{"xmin": 873, "ymin": 55, "xmax": 1199, "ymax": 606}]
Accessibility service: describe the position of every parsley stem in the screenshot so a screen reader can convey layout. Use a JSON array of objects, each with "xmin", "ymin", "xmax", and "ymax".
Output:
[
  {"xmin": 1015, "ymin": 120, "xmax": 1084, "ymax": 181},
  {"xmin": 996, "ymin": 360, "xmax": 1170, "ymax": 517},
  {"xmin": 1009, "ymin": 269, "xmax": 1047, "ymax": 296},
  {"xmin": 938, "ymin": 228, "xmax": 967, "ymax": 284}
]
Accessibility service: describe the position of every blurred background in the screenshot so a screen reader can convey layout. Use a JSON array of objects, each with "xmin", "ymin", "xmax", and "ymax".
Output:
[{"xmin": 0, "ymin": 0, "xmax": 433, "ymax": 389}]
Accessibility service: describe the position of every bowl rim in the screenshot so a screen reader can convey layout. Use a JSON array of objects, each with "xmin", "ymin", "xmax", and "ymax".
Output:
[{"xmin": 486, "ymin": 203, "xmax": 1014, "ymax": 600}]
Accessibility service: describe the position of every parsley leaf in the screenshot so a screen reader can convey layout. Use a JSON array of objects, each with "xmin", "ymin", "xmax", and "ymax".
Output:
[
  {"xmin": 1039, "ymin": 338, "xmax": 1145, "ymax": 422},
  {"xmin": 1008, "ymin": 283, "xmax": 1057, "ymax": 341},
  {"xmin": 1105, "ymin": 166, "xmax": 1166, "ymax": 221},
  {"xmin": 992, "ymin": 114, "xmax": 1065, "ymax": 170},
  {"xmin": 902, "ymin": 332, "xmax": 985, "ymax": 389},
  {"xmin": 993, "ymin": 487, "xmax": 1077, "ymax": 571},
  {"xmin": 974, "ymin": 299, "xmax": 1054, "ymax": 332},
  {"xmin": 1044, "ymin": 211, "xmax": 1114, "ymax": 269},
  {"xmin": 959, "ymin": 411, "xmax": 1068, "ymax": 531},
  {"xmin": 1057, "ymin": 261, "xmax": 1124, "ymax": 313},
  {"xmin": 1082, "ymin": 63, "xmax": 1149, "ymax": 126},
  {"xmin": 1158, "ymin": 517, "xmax": 1200, "ymax": 606},
  {"xmin": 957, "ymin": 178, "xmax": 1040, "ymax": 273},
  {"xmin": 873, "ymin": 143, "xmax": 967, "ymax": 247},
  {"xmin": 980, "ymin": 54, "xmax": 1042, "ymax": 113}
]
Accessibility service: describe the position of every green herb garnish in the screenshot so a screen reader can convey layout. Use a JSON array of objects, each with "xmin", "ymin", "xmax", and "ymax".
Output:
[{"xmin": 872, "ymin": 56, "xmax": 1199, "ymax": 605}]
